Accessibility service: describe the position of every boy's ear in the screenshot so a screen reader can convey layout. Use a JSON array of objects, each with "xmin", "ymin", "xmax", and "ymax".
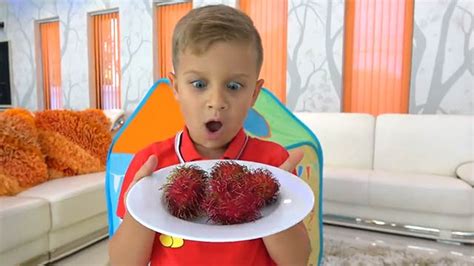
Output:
[
  {"xmin": 168, "ymin": 72, "xmax": 179, "ymax": 100},
  {"xmin": 251, "ymin": 79, "xmax": 264, "ymax": 106}
]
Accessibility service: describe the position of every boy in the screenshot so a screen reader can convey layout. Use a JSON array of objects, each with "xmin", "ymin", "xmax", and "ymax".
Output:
[{"xmin": 109, "ymin": 5, "xmax": 311, "ymax": 266}]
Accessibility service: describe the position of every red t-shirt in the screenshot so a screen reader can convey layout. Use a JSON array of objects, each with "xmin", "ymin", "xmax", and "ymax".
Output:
[{"xmin": 117, "ymin": 128, "xmax": 289, "ymax": 266}]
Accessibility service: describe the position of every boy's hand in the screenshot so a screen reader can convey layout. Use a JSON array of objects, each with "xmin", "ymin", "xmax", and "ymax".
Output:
[
  {"xmin": 124, "ymin": 155, "xmax": 158, "ymax": 203},
  {"xmin": 266, "ymin": 148, "xmax": 310, "ymax": 265},
  {"xmin": 279, "ymin": 148, "xmax": 304, "ymax": 172}
]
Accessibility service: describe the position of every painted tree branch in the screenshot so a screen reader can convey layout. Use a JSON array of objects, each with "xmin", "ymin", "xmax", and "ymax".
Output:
[
  {"xmin": 60, "ymin": 1, "xmax": 75, "ymax": 57},
  {"xmin": 10, "ymin": 11, "xmax": 36, "ymax": 108},
  {"xmin": 142, "ymin": 0, "xmax": 152, "ymax": 18},
  {"xmin": 121, "ymin": 35, "xmax": 146, "ymax": 75},
  {"xmin": 101, "ymin": 0, "xmax": 112, "ymax": 9},
  {"xmin": 287, "ymin": 1, "xmax": 342, "ymax": 110},
  {"xmin": 286, "ymin": 2, "xmax": 309, "ymax": 110},
  {"xmin": 424, "ymin": 0, "xmax": 472, "ymax": 113},
  {"xmin": 122, "ymin": 35, "xmax": 148, "ymax": 110},
  {"xmin": 410, "ymin": 22, "xmax": 427, "ymax": 113},
  {"xmin": 303, "ymin": 59, "xmax": 327, "ymax": 93},
  {"xmin": 325, "ymin": 0, "xmax": 342, "ymax": 99},
  {"xmin": 63, "ymin": 77, "xmax": 80, "ymax": 108}
]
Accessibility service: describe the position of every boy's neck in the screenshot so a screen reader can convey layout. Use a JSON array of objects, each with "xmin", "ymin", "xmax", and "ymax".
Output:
[{"xmin": 194, "ymin": 143, "xmax": 228, "ymax": 160}]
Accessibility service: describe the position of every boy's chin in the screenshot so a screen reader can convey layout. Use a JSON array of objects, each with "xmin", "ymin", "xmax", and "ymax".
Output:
[
  {"xmin": 200, "ymin": 136, "xmax": 228, "ymax": 148},
  {"xmin": 198, "ymin": 135, "xmax": 231, "ymax": 149}
]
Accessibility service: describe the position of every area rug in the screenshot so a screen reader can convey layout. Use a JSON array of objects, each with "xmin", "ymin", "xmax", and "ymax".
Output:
[{"xmin": 323, "ymin": 238, "xmax": 469, "ymax": 265}]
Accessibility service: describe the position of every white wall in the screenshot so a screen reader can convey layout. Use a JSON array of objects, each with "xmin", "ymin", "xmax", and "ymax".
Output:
[
  {"xmin": 193, "ymin": 0, "xmax": 236, "ymax": 7},
  {"xmin": 3, "ymin": 0, "xmax": 471, "ymax": 114},
  {"xmin": 3, "ymin": 0, "xmax": 344, "ymax": 112},
  {"xmin": 410, "ymin": 0, "xmax": 473, "ymax": 114},
  {"xmin": 4, "ymin": 0, "xmax": 153, "ymax": 111},
  {"xmin": 287, "ymin": 0, "xmax": 344, "ymax": 112},
  {"xmin": 0, "ymin": 2, "xmax": 7, "ymax": 42}
]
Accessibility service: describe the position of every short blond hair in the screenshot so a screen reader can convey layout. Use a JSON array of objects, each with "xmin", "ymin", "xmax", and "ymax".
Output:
[{"xmin": 172, "ymin": 4, "xmax": 263, "ymax": 74}]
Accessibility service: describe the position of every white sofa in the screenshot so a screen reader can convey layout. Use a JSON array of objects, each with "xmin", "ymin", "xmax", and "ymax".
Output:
[
  {"xmin": 0, "ymin": 172, "xmax": 108, "ymax": 265},
  {"xmin": 0, "ymin": 110, "xmax": 125, "ymax": 265},
  {"xmin": 295, "ymin": 112, "xmax": 474, "ymax": 243}
]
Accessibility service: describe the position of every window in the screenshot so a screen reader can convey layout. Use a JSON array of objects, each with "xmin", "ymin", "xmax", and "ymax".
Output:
[
  {"xmin": 91, "ymin": 11, "xmax": 121, "ymax": 109},
  {"xmin": 39, "ymin": 21, "xmax": 62, "ymax": 109},
  {"xmin": 240, "ymin": 0, "xmax": 288, "ymax": 103},
  {"xmin": 343, "ymin": 0, "xmax": 414, "ymax": 115},
  {"xmin": 154, "ymin": 1, "xmax": 192, "ymax": 79}
]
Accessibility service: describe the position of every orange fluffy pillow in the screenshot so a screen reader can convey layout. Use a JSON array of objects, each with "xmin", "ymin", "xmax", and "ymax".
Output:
[
  {"xmin": 0, "ymin": 109, "xmax": 48, "ymax": 195},
  {"xmin": 35, "ymin": 109, "xmax": 112, "ymax": 179}
]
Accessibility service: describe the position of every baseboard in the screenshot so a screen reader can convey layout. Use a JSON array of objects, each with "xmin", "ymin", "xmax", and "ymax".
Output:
[
  {"xmin": 323, "ymin": 214, "xmax": 474, "ymax": 244},
  {"xmin": 20, "ymin": 253, "xmax": 49, "ymax": 266}
]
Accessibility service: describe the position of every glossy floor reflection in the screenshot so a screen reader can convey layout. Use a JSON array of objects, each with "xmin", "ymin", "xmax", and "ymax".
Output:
[{"xmin": 323, "ymin": 224, "xmax": 474, "ymax": 265}]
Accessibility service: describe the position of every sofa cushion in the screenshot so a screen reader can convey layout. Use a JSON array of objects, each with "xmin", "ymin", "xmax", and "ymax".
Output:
[
  {"xmin": 294, "ymin": 112, "xmax": 375, "ymax": 169},
  {"xmin": 0, "ymin": 109, "xmax": 48, "ymax": 195},
  {"xmin": 374, "ymin": 114, "xmax": 473, "ymax": 177},
  {"xmin": 0, "ymin": 196, "xmax": 50, "ymax": 253},
  {"xmin": 369, "ymin": 170, "xmax": 472, "ymax": 215},
  {"xmin": 35, "ymin": 110, "xmax": 112, "ymax": 179},
  {"xmin": 456, "ymin": 161, "xmax": 473, "ymax": 186},
  {"xmin": 18, "ymin": 172, "xmax": 106, "ymax": 230},
  {"xmin": 324, "ymin": 167, "xmax": 371, "ymax": 205}
]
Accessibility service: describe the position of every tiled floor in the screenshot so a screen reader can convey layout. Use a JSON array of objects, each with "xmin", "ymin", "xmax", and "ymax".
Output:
[
  {"xmin": 50, "ymin": 240, "xmax": 109, "ymax": 266},
  {"xmin": 52, "ymin": 224, "xmax": 473, "ymax": 265}
]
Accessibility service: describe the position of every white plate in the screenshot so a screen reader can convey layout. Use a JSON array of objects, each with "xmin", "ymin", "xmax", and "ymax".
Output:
[{"xmin": 126, "ymin": 160, "xmax": 314, "ymax": 242}]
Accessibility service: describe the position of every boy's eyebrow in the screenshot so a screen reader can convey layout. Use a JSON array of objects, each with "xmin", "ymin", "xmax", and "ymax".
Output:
[
  {"xmin": 182, "ymin": 71, "xmax": 250, "ymax": 79},
  {"xmin": 183, "ymin": 70, "xmax": 205, "ymax": 76}
]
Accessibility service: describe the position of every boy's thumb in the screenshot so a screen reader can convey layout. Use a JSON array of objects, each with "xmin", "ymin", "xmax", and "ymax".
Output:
[
  {"xmin": 279, "ymin": 148, "xmax": 304, "ymax": 172},
  {"xmin": 134, "ymin": 155, "xmax": 158, "ymax": 181}
]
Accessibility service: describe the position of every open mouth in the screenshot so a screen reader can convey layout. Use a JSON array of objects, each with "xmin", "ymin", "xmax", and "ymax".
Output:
[{"xmin": 205, "ymin": 121, "xmax": 223, "ymax": 133}]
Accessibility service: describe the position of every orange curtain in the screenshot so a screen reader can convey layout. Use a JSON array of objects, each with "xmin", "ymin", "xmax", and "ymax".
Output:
[
  {"xmin": 343, "ymin": 0, "xmax": 414, "ymax": 115},
  {"xmin": 240, "ymin": 0, "xmax": 288, "ymax": 103},
  {"xmin": 40, "ymin": 21, "xmax": 62, "ymax": 110},
  {"xmin": 92, "ymin": 12, "xmax": 121, "ymax": 109},
  {"xmin": 155, "ymin": 2, "xmax": 192, "ymax": 78}
]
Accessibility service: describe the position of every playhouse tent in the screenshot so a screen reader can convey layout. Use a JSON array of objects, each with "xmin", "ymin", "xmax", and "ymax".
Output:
[{"xmin": 105, "ymin": 79, "xmax": 323, "ymax": 265}]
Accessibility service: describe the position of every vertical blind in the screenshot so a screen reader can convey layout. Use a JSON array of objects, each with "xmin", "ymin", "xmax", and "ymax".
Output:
[
  {"xmin": 92, "ymin": 12, "xmax": 122, "ymax": 109},
  {"xmin": 39, "ymin": 21, "xmax": 62, "ymax": 110},
  {"xmin": 343, "ymin": 0, "xmax": 414, "ymax": 115},
  {"xmin": 240, "ymin": 0, "xmax": 288, "ymax": 103},
  {"xmin": 155, "ymin": 2, "xmax": 192, "ymax": 78}
]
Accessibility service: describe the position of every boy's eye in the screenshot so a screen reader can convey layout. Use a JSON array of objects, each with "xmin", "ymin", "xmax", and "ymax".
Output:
[
  {"xmin": 191, "ymin": 80, "xmax": 206, "ymax": 89},
  {"xmin": 227, "ymin": 81, "xmax": 242, "ymax": 91}
]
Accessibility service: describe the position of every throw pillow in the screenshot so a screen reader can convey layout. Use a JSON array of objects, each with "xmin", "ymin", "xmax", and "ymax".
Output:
[
  {"xmin": 35, "ymin": 109, "xmax": 112, "ymax": 179},
  {"xmin": 456, "ymin": 161, "xmax": 473, "ymax": 186},
  {"xmin": 0, "ymin": 108, "xmax": 48, "ymax": 195}
]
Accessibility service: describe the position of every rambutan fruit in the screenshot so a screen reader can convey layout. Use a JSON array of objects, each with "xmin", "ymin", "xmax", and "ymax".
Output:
[
  {"xmin": 210, "ymin": 161, "xmax": 249, "ymax": 181},
  {"xmin": 203, "ymin": 176, "xmax": 264, "ymax": 225},
  {"xmin": 248, "ymin": 169, "xmax": 280, "ymax": 206},
  {"xmin": 162, "ymin": 165, "xmax": 208, "ymax": 220}
]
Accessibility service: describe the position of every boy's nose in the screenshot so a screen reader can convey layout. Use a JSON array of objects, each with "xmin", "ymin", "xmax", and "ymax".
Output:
[{"xmin": 207, "ymin": 90, "xmax": 228, "ymax": 110}]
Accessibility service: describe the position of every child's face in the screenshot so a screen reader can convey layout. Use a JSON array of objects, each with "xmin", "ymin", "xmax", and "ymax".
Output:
[{"xmin": 170, "ymin": 41, "xmax": 264, "ymax": 155}]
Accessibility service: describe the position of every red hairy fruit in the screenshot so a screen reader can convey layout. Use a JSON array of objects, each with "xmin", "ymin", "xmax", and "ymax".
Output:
[
  {"xmin": 210, "ymin": 161, "xmax": 249, "ymax": 181},
  {"xmin": 203, "ymin": 176, "xmax": 264, "ymax": 225},
  {"xmin": 162, "ymin": 165, "xmax": 208, "ymax": 220},
  {"xmin": 248, "ymin": 169, "xmax": 280, "ymax": 206}
]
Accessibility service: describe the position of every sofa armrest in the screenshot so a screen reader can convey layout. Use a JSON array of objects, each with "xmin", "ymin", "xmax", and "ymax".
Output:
[{"xmin": 456, "ymin": 161, "xmax": 474, "ymax": 186}]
